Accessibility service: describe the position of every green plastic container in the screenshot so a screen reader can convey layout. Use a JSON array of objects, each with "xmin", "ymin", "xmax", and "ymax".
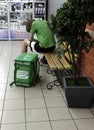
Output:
[{"xmin": 13, "ymin": 52, "xmax": 38, "ymax": 87}]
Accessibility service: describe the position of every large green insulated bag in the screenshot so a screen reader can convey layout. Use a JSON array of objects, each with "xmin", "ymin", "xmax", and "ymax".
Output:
[{"xmin": 11, "ymin": 52, "xmax": 39, "ymax": 87}]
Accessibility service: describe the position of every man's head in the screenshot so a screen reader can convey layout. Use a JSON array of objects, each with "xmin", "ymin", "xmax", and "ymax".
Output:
[{"xmin": 26, "ymin": 19, "xmax": 34, "ymax": 33}]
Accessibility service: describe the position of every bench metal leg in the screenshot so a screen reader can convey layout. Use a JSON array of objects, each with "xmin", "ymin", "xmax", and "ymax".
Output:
[
  {"xmin": 47, "ymin": 68, "xmax": 56, "ymax": 76},
  {"xmin": 47, "ymin": 79, "xmax": 60, "ymax": 90},
  {"xmin": 46, "ymin": 70, "xmax": 62, "ymax": 90}
]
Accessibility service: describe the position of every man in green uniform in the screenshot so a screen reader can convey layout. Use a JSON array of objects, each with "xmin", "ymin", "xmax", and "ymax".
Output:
[{"xmin": 22, "ymin": 19, "xmax": 56, "ymax": 60}]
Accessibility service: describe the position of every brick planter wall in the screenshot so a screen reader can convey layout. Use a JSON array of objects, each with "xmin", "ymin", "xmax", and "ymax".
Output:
[{"xmin": 82, "ymin": 46, "xmax": 94, "ymax": 85}]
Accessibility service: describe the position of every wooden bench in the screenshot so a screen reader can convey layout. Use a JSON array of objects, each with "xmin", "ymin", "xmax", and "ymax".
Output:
[{"xmin": 44, "ymin": 50, "xmax": 72, "ymax": 90}]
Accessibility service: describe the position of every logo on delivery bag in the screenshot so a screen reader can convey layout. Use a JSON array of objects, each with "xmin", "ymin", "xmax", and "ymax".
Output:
[{"xmin": 16, "ymin": 70, "xmax": 29, "ymax": 79}]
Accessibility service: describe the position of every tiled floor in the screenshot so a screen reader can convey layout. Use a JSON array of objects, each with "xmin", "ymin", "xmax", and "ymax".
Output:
[{"xmin": 0, "ymin": 41, "xmax": 94, "ymax": 130}]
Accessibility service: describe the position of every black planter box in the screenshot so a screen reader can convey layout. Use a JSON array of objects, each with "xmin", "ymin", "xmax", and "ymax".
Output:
[{"xmin": 63, "ymin": 76, "xmax": 94, "ymax": 108}]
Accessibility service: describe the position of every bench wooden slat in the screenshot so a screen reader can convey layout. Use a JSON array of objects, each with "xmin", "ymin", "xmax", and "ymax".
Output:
[
  {"xmin": 49, "ymin": 53, "xmax": 63, "ymax": 70},
  {"xmin": 44, "ymin": 53, "xmax": 57, "ymax": 70},
  {"xmin": 59, "ymin": 55, "xmax": 71, "ymax": 69},
  {"xmin": 64, "ymin": 52, "xmax": 72, "ymax": 62},
  {"xmin": 64, "ymin": 52, "xmax": 77, "ymax": 63}
]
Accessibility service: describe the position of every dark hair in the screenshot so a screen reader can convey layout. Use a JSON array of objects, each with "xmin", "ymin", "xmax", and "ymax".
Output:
[{"xmin": 26, "ymin": 19, "xmax": 34, "ymax": 32}]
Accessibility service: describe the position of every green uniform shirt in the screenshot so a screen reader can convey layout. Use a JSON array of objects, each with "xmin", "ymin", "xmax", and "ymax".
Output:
[{"xmin": 30, "ymin": 20, "xmax": 56, "ymax": 48}]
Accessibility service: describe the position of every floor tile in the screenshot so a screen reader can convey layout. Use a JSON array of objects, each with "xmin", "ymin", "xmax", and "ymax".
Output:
[
  {"xmin": 0, "ymin": 68, "xmax": 9, "ymax": 74},
  {"xmin": 51, "ymin": 120, "xmax": 77, "ymax": 130},
  {"xmin": 0, "ymin": 72, "xmax": 8, "ymax": 78},
  {"xmin": 7, "ymin": 73, "xmax": 14, "ymax": 84},
  {"xmin": 0, "ymin": 84, "xmax": 6, "ymax": 91},
  {"xmin": 45, "ymin": 97, "xmax": 66, "ymax": 107},
  {"xmin": 69, "ymin": 108, "xmax": 94, "ymax": 119},
  {"xmin": 0, "ymin": 100, "xmax": 4, "ymax": 110},
  {"xmin": 26, "ymin": 98, "xmax": 45, "ymax": 109},
  {"xmin": 43, "ymin": 89, "xmax": 62, "ymax": 98},
  {"xmin": 63, "ymin": 96, "xmax": 67, "ymax": 105},
  {"xmin": 0, "ymin": 91, "xmax": 5, "ymax": 99},
  {"xmin": 0, "ymin": 111, "xmax": 2, "ymax": 123},
  {"xmin": 0, "ymin": 63, "xmax": 10, "ymax": 68},
  {"xmin": 1, "ymin": 123, "xmax": 26, "ymax": 130},
  {"xmin": 75, "ymin": 118, "xmax": 94, "ymax": 130},
  {"xmin": 58, "ymin": 86, "xmax": 65, "ymax": 96},
  {"xmin": 48, "ymin": 107, "xmax": 72, "ymax": 120},
  {"xmin": 25, "ymin": 83, "xmax": 41, "ymax": 90},
  {"xmin": 25, "ymin": 89, "xmax": 43, "ymax": 98},
  {"xmin": 0, "ymin": 78, "xmax": 7, "ymax": 84},
  {"xmin": 90, "ymin": 107, "xmax": 94, "ymax": 114},
  {"xmin": 40, "ymin": 74, "xmax": 55, "ymax": 87},
  {"xmin": 5, "ymin": 89, "xmax": 24, "ymax": 99},
  {"xmin": 4, "ymin": 99, "xmax": 24, "ymax": 110},
  {"xmin": 2, "ymin": 110, "xmax": 25, "ymax": 124},
  {"xmin": 27, "ymin": 121, "xmax": 51, "ymax": 130},
  {"xmin": 26, "ymin": 108, "xmax": 49, "ymax": 122},
  {"xmin": 7, "ymin": 84, "xmax": 24, "ymax": 91}
]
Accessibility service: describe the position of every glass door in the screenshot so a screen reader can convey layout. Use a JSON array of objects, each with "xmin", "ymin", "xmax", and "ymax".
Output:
[
  {"xmin": 9, "ymin": 0, "xmax": 32, "ymax": 40},
  {"xmin": 34, "ymin": 1, "xmax": 46, "ymax": 20},
  {"xmin": 0, "ymin": 0, "xmax": 47, "ymax": 40},
  {"xmin": 0, "ymin": 1, "xmax": 9, "ymax": 40}
]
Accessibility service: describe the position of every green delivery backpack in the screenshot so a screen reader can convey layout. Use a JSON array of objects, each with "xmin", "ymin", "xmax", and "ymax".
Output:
[{"xmin": 10, "ymin": 52, "xmax": 40, "ymax": 87}]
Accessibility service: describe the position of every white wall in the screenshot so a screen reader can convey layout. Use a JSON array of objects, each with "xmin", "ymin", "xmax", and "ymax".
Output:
[{"xmin": 48, "ymin": 0, "xmax": 66, "ymax": 20}]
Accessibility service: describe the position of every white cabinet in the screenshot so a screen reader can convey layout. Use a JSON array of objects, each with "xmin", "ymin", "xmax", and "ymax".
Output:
[{"xmin": 0, "ymin": 0, "xmax": 47, "ymax": 40}]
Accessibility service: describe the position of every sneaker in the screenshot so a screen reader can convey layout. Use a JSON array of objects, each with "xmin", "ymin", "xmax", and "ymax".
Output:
[{"xmin": 41, "ymin": 56, "xmax": 48, "ymax": 64}]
